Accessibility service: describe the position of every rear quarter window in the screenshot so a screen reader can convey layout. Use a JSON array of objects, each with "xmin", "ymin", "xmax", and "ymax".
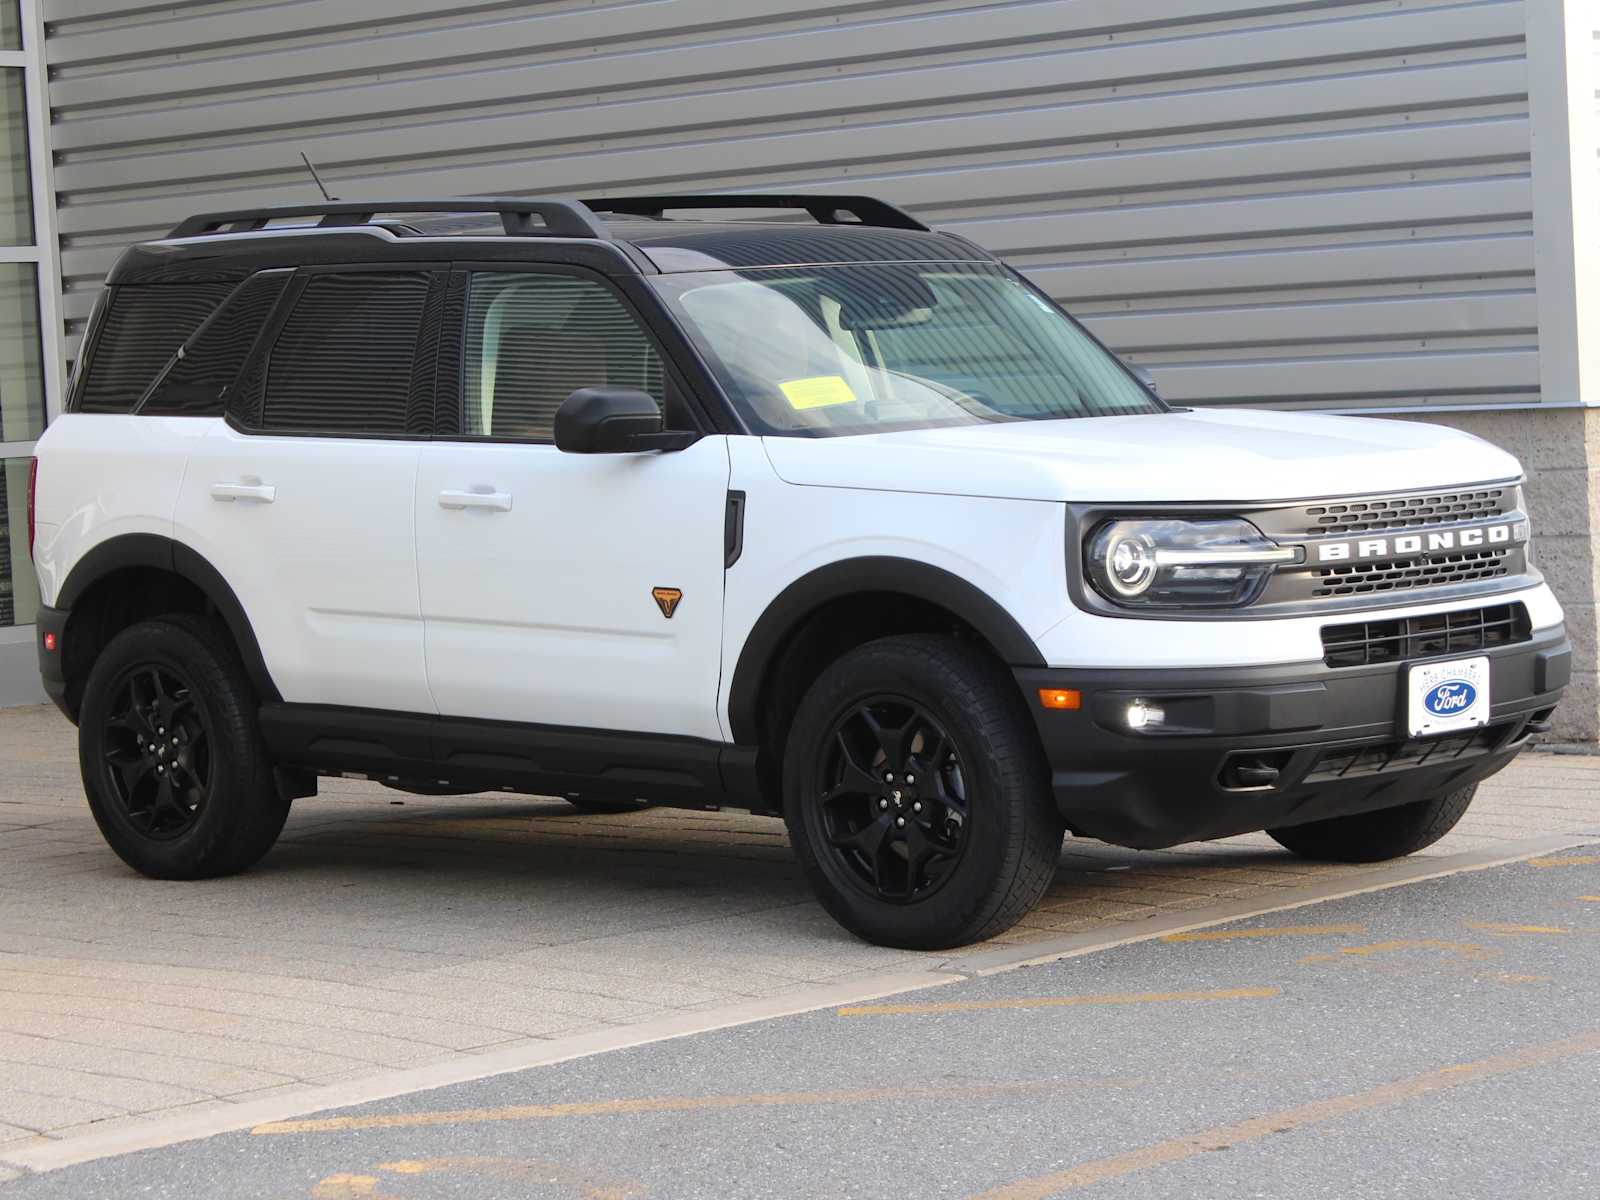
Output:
[{"xmin": 74, "ymin": 282, "xmax": 236, "ymax": 413}]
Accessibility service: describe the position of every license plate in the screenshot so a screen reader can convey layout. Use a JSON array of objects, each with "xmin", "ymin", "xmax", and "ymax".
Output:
[{"xmin": 1407, "ymin": 656, "xmax": 1490, "ymax": 737}]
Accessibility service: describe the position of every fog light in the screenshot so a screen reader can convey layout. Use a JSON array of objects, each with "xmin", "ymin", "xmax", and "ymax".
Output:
[{"xmin": 1126, "ymin": 700, "xmax": 1165, "ymax": 731}]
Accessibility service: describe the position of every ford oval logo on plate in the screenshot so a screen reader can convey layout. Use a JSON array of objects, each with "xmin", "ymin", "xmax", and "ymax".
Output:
[{"xmin": 1423, "ymin": 679, "xmax": 1478, "ymax": 717}]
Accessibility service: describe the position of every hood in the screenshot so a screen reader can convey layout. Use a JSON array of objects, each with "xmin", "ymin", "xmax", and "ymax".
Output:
[{"xmin": 759, "ymin": 408, "xmax": 1521, "ymax": 504}]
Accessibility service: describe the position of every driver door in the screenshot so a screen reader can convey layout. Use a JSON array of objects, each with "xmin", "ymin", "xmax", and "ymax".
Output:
[{"xmin": 413, "ymin": 267, "xmax": 731, "ymax": 741}]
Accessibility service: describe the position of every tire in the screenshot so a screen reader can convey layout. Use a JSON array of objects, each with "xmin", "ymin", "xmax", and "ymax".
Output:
[
  {"xmin": 1267, "ymin": 783, "xmax": 1477, "ymax": 863},
  {"xmin": 782, "ymin": 634, "xmax": 1063, "ymax": 950},
  {"xmin": 77, "ymin": 615, "xmax": 290, "ymax": 880},
  {"xmin": 563, "ymin": 796, "xmax": 650, "ymax": 814}
]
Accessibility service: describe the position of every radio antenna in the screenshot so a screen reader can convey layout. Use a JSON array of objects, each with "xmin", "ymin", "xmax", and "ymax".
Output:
[{"xmin": 299, "ymin": 152, "xmax": 338, "ymax": 202}]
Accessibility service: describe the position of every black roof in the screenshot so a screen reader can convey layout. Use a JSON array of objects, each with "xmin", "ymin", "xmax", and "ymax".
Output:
[{"xmin": 108, "ymin": 195, "xmax": 996, "ymax": 286}]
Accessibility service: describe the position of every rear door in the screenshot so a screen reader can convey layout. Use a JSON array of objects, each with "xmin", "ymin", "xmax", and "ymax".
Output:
[
  {"xmin": 173, "ymin": 267, "xmax": 444, "ymax": 713},
  {"xmin": 414, "ymin": 265, "xmax": 730, "ymax": 739}
]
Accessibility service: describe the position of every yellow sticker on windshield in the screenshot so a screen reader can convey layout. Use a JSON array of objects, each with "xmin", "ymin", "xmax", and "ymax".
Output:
[{"xmin": 780, "ymin": 375, "xmax": 857, "ymax": 410}]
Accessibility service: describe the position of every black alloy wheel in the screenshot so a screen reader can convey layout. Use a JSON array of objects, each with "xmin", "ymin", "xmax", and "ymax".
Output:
[
  {"xmin": 812, "ymin": 697, "xmax": 970, "ymax": 904},
  {"xmin": 100, "ymin": 663, "xmax": 214, "ymax": 841},
  {"xmin": 782, "ymin": 634, "xmax": 1063, "ymax": 950}
]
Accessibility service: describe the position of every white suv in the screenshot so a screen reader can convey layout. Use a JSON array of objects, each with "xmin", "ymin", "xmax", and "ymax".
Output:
[{"xmin": 28, "ymin": 195, "xmax": 1569, "ymax": 948}]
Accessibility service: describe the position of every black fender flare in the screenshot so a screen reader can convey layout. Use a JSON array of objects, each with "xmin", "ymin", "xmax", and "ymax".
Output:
[
  {"xmin": 725, "ymin": 557, "xmax": 1044, "ymax": 745},
  {"xmin": 55, "ymin": 533, "xmax": 282, "ymax": 704}
]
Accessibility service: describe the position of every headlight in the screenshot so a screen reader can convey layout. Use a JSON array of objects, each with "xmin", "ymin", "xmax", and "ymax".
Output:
[{"xmin": 1086, "ymin": 518, "xmax": 1299, "ymax": 609}]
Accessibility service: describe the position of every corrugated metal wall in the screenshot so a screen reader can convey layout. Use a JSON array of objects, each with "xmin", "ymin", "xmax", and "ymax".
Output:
[{"xmin": 42, "ymin": 0, "xmax": 1542, "ymax": 410}]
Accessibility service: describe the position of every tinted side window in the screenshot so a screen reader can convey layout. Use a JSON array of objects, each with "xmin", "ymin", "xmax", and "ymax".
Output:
[
  {"xmin": 76, "ymin": 282, "xmax": 235, "ymax": 413},
  {"xmin": 464, "ymin": 272, "xmax": 663, "ymax": 442},
  {"xmin": 264, "ymin": 272, "xmax": 431, "ymax": 435},
  {"xmin": 142, "ymin": 271, "xmax": 290, "ymax": 417}
]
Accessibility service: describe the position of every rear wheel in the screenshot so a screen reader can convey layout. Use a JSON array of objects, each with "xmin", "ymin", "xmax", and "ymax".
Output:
[
  {"xmin": 78, "ymin": 616, "xmax": 289, "ymax": 879},
  {"xmin": 1267, "ymin": 783, "xmax": 1477, "ymax": 862},
  {"xmin": 783, "ymin": 634, "xmax": 1062, "ymax": 950}
]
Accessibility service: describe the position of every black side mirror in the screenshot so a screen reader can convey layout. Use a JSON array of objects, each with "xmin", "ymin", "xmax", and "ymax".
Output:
[
  {"xmin": 553, "ymin": 388, "xmax": 695, "ymax": 454},
  {"xmin": 1130, "ymin": 366, "xmax": 1159, "ymax": 397}
]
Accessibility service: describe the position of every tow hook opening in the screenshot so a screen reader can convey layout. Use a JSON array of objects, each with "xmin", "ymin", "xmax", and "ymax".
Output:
[{"xmin": 1219, "ymin": 750, "xmax": 1294, "ymax": 791}]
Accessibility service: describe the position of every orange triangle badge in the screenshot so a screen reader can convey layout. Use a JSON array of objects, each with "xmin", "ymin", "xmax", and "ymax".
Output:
[{"xmin": 652, "ymin": 587, "xmax": 683, "ymax": 619}]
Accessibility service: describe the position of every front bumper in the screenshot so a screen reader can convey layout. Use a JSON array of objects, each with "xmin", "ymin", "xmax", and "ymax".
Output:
[{"xmin": 1016, "ymin": 624, "xmax": 1569, "ymax": 849}]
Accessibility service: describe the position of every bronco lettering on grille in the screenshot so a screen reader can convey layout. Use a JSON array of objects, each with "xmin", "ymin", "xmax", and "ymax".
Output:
[{"xmin": 1315, "ymin": 522, "xmax": 1521, "ymax": 564}]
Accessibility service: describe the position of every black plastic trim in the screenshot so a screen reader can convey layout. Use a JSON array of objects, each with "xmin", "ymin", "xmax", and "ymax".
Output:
[
  {"xmin": 170, "ymin": 198, "xmax": 613, "ymax": 240},
  {"xmin": 1018, "ymin": 624, "xmax": 1568, "ymax": 849},
  {"xmin": 258, "ymin": 704, "xmax": 767, "ymax": 811},
  {"xmin": 52, "ymin": 534, "xmax": 283, "ymax": 713},
  {"xmin": 726, "ymin": 557, "xmax": 1044, "ymax": 744},
  {"xmin": 724, "ymin": 490, "xmax": 746, "ymax": 568},
  {"xmin": 582, "ymin": 193, "xmax": 928, "ymax": 231}
]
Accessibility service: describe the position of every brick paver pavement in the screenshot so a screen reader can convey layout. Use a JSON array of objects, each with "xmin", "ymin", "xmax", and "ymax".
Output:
[{"xmin": 0, "ymin": 704, "xmax": 1594, "ymax": 1149}]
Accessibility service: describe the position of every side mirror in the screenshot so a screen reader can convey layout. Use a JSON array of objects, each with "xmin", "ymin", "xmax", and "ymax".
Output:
[
  {"xmin": 553, "ymin": 388, "xmax": 695, "ymax": 454},
  {"xmin": 1130, "ymin": 366, "xmax": 1159, "ymax": 397}
]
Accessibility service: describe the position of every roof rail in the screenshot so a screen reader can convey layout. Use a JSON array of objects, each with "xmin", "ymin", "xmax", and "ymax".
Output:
[
  {"xmin": 167, "ymin": 198, "xmax": 609, "ymax": 240},
  {"xmin": 582, "ymin": 194, "xmax": 929, "ymax": 232}
]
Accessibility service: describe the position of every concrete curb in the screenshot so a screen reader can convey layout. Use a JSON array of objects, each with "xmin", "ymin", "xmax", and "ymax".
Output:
[{"xmin": 1, "ymin": 831, "xmax": 1589, "ymax": 1177}]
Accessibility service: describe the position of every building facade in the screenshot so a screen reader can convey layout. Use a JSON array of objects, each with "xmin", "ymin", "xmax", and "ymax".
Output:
[{"xmin": 2, "ymin": 0, "xmax": 1596, "ymax": 732}]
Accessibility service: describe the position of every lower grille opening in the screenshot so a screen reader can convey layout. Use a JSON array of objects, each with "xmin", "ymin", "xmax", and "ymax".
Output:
[
  {"xmin": 1321, "ymin": 602, "xmax": 1531, "ymax": 668},
  {"xmin": 1304, "ymin": 723, "xmax": 1511, "ymax": 784}
]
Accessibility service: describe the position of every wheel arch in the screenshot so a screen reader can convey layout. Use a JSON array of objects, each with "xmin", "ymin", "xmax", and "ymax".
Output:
[
  {"xmin": 54, "ymin": 534, "xmax": 281, "ymax": 719},
  {"xmin": 725, "ymin": 557, "xmax": 1044, "ymax": 749}
]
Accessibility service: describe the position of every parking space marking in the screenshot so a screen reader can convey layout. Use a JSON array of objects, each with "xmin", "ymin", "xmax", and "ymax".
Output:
[
  {"xmin": 1528, "ymin": 855, "xmax": 1600, "ymax": 869},
  {"xmin": 256, "ymin": 1081, "xmax": 1066, "ymax": 1136},
  {"xmin": 310, "ymin": 1157, "xmax": 644, "ymax": 1199},
  {"xmin": 1159, "ymin": 924, "xmax": 1363, "ymax": 943},
  {"xmin": 836, "ymin": 987, "xmax": 1280, "ymax": 1017},
  {"xmin": 966, "ymin": 1029, "xmax": 1600, "ymax": 1199},
  {"xmin": 1302, "ymin": 939, "xmax": 1496, "ymax": 962},
  {"xmin": 1579, "ymin": 896, "xmax": 1600, "ymax": 902},
  {"xmin": 1467, "ymin": 922, "xmax": 1571, "ymax": 935}
]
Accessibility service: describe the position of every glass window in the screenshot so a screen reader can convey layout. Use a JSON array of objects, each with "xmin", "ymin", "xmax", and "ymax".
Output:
[
  {"xmin": 0, "ymin": 456, "xmax": 36, "ymax": 629},
  {"xmin": 0, "ymin": 2, "xmax": 19, "ymax": 51},
  {"xmin": 464, "ymin": 272, "xmax": 662, "ymax": 442},
  {"xmin": 0, "ymin": 262, "xmax": 41, "ymax": 441},
  {"xmin": 264, "ymin": 272, "xmax": 431, "ymax": 435},
  {"xmin": 0, "ymin": 68, "xmax": 30, "ymax": 244},
  {"xmin": 76, "ymin": 282, "xmax": 235, "ymax": 413},
  {"xmin": 143, "ymin": 271, "xmax": 289, "ymax": 417},
  {"xmin": 650, "ymin": 262, "xmax": 1161, "ymax": 437}
]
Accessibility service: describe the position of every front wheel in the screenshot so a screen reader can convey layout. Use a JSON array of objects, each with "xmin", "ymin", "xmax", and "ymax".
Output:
[
  {"xmin": 78, "ymin": 616, "xmax": 290, "ymax": 879},
  {"xmin": 783, "ymin": 634, "xmax": 1063, "ymax": 950},
  {"xmin": 1267, "ymin": 783, "xmax": 1477, "ymax": 862}
]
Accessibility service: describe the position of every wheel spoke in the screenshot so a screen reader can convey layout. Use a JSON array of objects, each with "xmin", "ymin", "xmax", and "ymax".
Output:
[
  {"xmin": 829, "ymin": 812, "xmax": 893, "ymax": 858},
  {"xmin": 858, "ymin": 707, "xmax": 912, "ymax": 772},
  {"xmin": 826, "ymin": 730, "xmax": 888, "ymax": 801}
]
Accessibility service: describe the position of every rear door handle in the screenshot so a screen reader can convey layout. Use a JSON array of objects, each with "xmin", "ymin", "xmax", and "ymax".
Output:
[
  {"xmin": 438, "ymin": 488, "xmax": 513, "ymax": 512},
  {"xmin": 210, "ymin": 482, "xmax": 276, "ymax": 503}
]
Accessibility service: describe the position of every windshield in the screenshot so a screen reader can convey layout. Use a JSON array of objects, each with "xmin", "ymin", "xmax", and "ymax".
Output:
[{"xmin": 650, "ymin": 262, "xmax": 1162, "ymax": 437}]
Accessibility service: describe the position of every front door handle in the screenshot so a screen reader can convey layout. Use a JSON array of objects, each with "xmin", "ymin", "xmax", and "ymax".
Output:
[
  {"xmin": 438, "ymin": 488, "xmax": 513, "ymax": 512},
  {"xmin": 211, "ymin": 482, "xmax": 276, "ymax": 503}
]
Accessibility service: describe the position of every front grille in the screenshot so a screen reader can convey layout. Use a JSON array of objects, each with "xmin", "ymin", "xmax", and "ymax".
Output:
[
  {"xmin": 1320, "ymin": 602, "xmax": 1530, "ymax": 668},
  {"xmin": 1303, "ymin": 723, "xmax": 1511, "ymax": 784},
  {"xmin": 1301, "ymin": 488, "xmax": 1509, "ymax": 536},
  {"xmin": 1314, "ymin": 548, "xmax": 1511, "ymax": 597}
]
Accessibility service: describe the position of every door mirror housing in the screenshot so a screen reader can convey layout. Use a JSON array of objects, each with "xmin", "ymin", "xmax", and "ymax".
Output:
[{"xmin": 554, "ymin": 388, "xmax": 696, "ymax": 454}]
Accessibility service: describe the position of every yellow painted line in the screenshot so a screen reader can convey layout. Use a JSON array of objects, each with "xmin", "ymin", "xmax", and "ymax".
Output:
[
  {"xmin": 256, "ymin": 1072, "xmax": 1244, "ymax": 1137},
  {"xmin": 1160, "ymin": 924, "xmax": 1363, "ymax": 943},
  {"xmin": 1467, "ymin": 922, "xmax": 1570, "ymax": 935},
  {"xmin": 1528, "ymin": 855, "xmax": 1600, "ymax": 869},
  {"xmin": 837, "ymin": 986, "xmax": 1280, "ymax": 1017},
  {"xmin": 1576, "ymin": 896, "xmax": 1600, "ymax": 902},
  {"xmin": 1308, "ymin": 939, "xmax": 1497, "ymax": 962},
  {"xmin": 966, "ymin": 1029, "xmax": 1600, "ymax": 1199},
  {"xmin": 257, "ymin": 1081, "xmax": 1052, "ymax": 1136}
]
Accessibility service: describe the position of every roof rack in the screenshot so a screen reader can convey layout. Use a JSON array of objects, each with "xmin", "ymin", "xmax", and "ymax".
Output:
[
  {"xmin": 582, "ymin": 194, "xmax": 929, "ymax": 232},
  {"xmin": 167, "ymin": 198, "xmax": 609, "ymax": 240}
]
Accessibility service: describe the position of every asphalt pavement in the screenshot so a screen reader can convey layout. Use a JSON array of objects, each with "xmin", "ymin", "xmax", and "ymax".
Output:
[{"xmin": 4, "ymin": 846, "xmax": 1597, "ymax": 1199}]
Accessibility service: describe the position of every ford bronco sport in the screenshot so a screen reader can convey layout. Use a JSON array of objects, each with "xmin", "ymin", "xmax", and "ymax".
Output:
[{"xmin": 28, "ymin": 194, "xmax": 1569, "ymax": 949}]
